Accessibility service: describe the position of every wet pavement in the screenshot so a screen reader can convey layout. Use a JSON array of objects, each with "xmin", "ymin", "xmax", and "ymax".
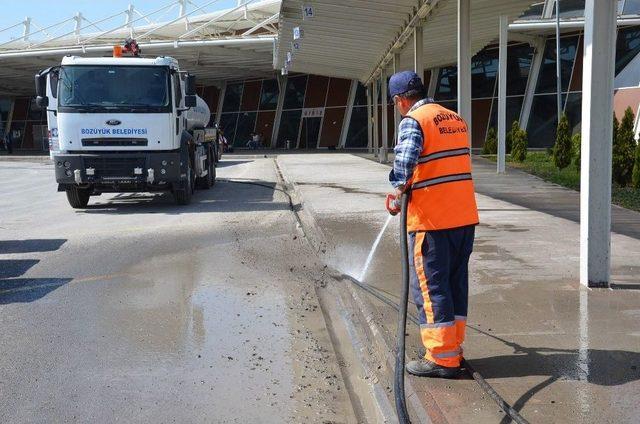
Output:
[
  {"xmin": 277, "ymin": 153, "xmax": 640, "ymax": 424},
  {"xmin": 0, "ymin": 158, "xmax": 355, "ymax": 423}
]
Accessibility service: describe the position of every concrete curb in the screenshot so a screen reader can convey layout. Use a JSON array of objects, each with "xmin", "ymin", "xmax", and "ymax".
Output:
[{"xmin": 275, "ymin": 156, "xmax": 433, "ymax": 424}]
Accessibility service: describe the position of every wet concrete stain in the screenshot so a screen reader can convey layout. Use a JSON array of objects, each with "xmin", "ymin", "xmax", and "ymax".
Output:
[{"xmin": 295, "ymin": 182, "xmax": 382, "ymax": 196}]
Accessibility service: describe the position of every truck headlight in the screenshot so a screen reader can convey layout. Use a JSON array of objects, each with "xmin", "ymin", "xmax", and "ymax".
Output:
[
  {"xmin": 65, "ymin": 170, "xmax": 72, "ymax": 177},
  {"xmin": 160, "ymin": 169, "xmax": 166, "ymax": 175},
  {"xmin": 63, "ymin": 161, "xmax": 71, "ymax": 168},
  {"xmin": 161, "ymin": 160, "xmax": 167, "ymax": 166}
]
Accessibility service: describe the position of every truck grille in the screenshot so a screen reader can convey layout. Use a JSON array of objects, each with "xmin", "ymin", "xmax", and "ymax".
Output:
[
  {"xmin": 83, "ymin": 157, "xmax": 146, "ymax": 178},
  {"xmin": 82, "ymin": 138, "xmax": 148, "ymax": 147}
]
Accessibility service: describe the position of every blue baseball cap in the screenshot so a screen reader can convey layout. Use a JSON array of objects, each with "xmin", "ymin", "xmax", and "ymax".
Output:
[{"xmin": 388, "ymin": 71, "xmax": 425, "ymax": 98}]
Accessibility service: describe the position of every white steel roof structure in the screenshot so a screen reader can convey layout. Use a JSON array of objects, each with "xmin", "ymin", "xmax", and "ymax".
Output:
[
  {"xmin": 275, "ymin": 0, "xmax": 535, "ymax": 83},
  {"xmin": 0, "ymin": 0, "xmax": 281, "ymax": 95}
]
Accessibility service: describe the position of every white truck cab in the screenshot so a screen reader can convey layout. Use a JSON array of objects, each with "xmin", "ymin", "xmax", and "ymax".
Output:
[{"xmin": 35, "ymin": 50, "xmax": 217, "ymax": 208}]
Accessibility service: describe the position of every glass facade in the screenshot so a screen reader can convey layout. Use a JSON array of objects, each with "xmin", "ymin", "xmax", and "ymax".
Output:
[
  {"xmin": 527, "ymin": 94, "xmax": 568, "ymax": 147},
  {"xmin": 624, "ymin": 0, "xmax": 640, "ymax": 15},
  {"xmin": 283, "ymin": 76, "xmax": 308, "ymax": 110},
  {"xmin": 551, "ymin": 0, "xmax": 586, "ymax": 19},
  {"xmin": 222, "ymin": 82, "xmax": 243, "ymax": 113},
  {"xmin": 616, "ymin": 26, "xmax": 640, "ymax": 74},
  {"xmin": 433, "ymin": 43, "xmax": 533, "ymax": 146},
  {"xmin": 535, "ymin": 36, "xmax": 579, "ymax": 94},
  {"xmin": 471, "ymin": 48, "xmax": 499, "ymax": 98},
  {"xmin": 345, "ymin": 105, "xmax": 368, "ymax": 148},
  {"xmin": 518, "ymin": 2, "xmax": 544, "ymax": 20},
  {"xmin": 435, "ymin": 66, "xmax": 457, "ymax": 101},
  {"xmin": 259, "ymin": 79, "xmax": 279, "ymax": 110},
  {"xmin": 277, "ymin": 110, "xmax": 302, "ymax": 148}
]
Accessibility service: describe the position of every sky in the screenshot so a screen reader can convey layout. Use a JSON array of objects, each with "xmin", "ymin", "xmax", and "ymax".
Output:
[{"xmin": 0, "ymin": 0, "xmax": 240, "ymax": 41}]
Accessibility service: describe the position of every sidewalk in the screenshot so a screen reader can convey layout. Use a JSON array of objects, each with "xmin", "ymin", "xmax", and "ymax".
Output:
[{"xmin": 277, "ymin": 153, "xmax": 640, "ymax": 423}]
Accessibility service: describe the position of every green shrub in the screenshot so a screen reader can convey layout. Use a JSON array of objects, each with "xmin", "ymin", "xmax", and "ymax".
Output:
[
  {"xmin": 612, "ymin": 107, "xmax": 636, "ymax": 186},
  {"xmin": 553, "ymin": 114, "xmax": 572, "ymax": 169},
  {"xmin": 572, "ymin": 133, "xmax": 581, "ymax": 171},
  {"xmin": 511, "ymin": 127, "xmax": 528, "ymax": 162},
  {"xmin": 507, "ymin": 120, "xmax": 520, "ymax": 154},
  {"xmin": 483, "ymin": 127, "xmax": 497, "ymax": 155},
  {"xmin": 632, "ymin": 140, "xmax": 640, "ymax": 189}
]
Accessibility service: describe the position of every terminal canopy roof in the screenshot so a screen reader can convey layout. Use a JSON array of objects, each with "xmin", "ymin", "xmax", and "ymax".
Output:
[
  {"xmin": 276, "ymin": 0, "xmax": 535, "ymax": 83},
  {"xmin": 0, "ymin": 0, "xmax": 281, "ymax": 95}
]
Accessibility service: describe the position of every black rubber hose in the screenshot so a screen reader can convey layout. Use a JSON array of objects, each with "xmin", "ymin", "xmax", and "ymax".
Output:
[{"xmin": 394, "ymin": 192, "xmax": 411, "ymax": 424}]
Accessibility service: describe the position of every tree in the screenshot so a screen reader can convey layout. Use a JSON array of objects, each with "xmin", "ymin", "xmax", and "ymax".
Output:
[
  {"xmin": 553, "ymin": 114, "xmax": 572, "ymax": 169},
  {"xmin": 511, "ymin": 126, "xmax": 528, "ymax": 162},
  {"xmin": 507, "ymin": 120, "xmax": 520, "ymax": 154},
  {"xmin": 632, "ymin": 139, "xmax": 640, "ymax": 189},
  {"xmin": 483, "ymin": 127, "xmax": 497, "ymax": 155},
  {"xmin": 612, "ymin": 107, "xmax": 636, "ymax": 186},
  {"xmin": 572, "ymin": 133, "xmax": 581, "ymax": 171}
]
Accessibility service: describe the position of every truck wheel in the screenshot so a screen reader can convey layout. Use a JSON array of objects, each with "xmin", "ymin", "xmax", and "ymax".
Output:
[
  {"xmin": 175, "ymin": 160, "xmax": 193, "ymax": 205},
  {"xmin": 66, "ymin": 186, "xmax": 90, "ymax": 208}
]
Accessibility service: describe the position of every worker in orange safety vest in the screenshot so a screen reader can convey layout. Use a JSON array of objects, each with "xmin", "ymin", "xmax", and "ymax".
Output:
[{"xmin": 386, "ymin": 71, "xmax": 479, "ymax": 378}]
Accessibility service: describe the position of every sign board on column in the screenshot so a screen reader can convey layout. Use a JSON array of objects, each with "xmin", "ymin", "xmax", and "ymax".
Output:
[
  {"xmin": 302, "ymin": 5, "xmax": 314, "ymax": 19},
  {"xmin": 302, "ymin": 107, "xmax": 324, "ymax": 118},
  {"xmin": 293, "ymin": 26, "xmax": 304, "ymax": 40}
]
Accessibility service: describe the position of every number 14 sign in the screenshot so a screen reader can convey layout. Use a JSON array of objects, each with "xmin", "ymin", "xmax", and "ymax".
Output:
[{"xmin": 302, "ymin": 5, "xmax": 314, "ymax": 20}]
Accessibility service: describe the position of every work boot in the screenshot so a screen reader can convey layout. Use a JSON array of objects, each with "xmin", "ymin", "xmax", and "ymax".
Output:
[{"xmin": 406, "ymin": 359, "xmax": 459, "ymax": 379}]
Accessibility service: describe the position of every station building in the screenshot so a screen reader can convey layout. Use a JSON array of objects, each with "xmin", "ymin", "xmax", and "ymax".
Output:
[{"xmin": 2, "ymin": 0, "xmax": 640, "ymax": 153}]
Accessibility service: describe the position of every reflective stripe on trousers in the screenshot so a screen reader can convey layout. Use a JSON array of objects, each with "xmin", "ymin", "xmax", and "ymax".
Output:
[{"xmin": 408, "ymin": 227, "xmax": 474, "ymax": 367}]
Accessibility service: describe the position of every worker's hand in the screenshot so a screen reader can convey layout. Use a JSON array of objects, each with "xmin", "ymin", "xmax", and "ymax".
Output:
[{"xmin": 386, "ymin": 194, "xmax": 401, "ymax": 216}]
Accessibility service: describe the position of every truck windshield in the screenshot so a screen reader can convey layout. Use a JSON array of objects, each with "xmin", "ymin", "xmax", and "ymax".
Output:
[{"xmin": 58, "ymin": 65, "xmax": 170, "ymax": 111}]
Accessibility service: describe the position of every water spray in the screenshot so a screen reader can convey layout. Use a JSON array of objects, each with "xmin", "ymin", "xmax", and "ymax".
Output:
[{"xmin": 358, "ymin": 215, "xmax": 393, "ymax": 281}]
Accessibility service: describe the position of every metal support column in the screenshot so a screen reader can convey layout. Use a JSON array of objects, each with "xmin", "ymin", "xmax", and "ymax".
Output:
[
  {"xmin": 427, "ymin": 67, "xmax": 439, "ymax": 98},
  {"xmin": 457, "ymin": 0, "xmax": 472, "ymax": 140},
  {"xmin": 497, "ymin": 15, "xmax": 508, "ymax": 174},
  {"xmin": 373, "ymin": 78, "xmax": 379, "ymax": 158},
  {"xmin": 555, "ymin": 0, "xmax": 562, "ymax": 122},
  {"xmin": 339, "ymin": 79, "xmax": 358, "ymax": 149},
  {"xmin": 271, "ymin": 75, "xmax": 286, "ymax": 148},
  {"xmin": 22, "ymin": 17, "xmax": 31, "ymax": 42},
  {"xmin": 126, "ymin": 5, "xmax": 135, "ymax": 37},
  {"xmin": 580, "ymin": 0, "xmax": 617, "ymax": 287},
  {"xmin": 414, "ymin": 26, "xmax": 424, "ymax": 77},
  {"xmin": 519, "ymin": 37, "xmax": 546, "ymax": 129},
  {"xmin": 381, "ymin": 68, "xmax": 389, "ymax": 163},
  {"xmin": 393, "ymin": 53, "xmax": 402, "ymax": 145},
  {"xmin": 367, "ymin": 83, "xmax": 373, "ymax": 153},
  {"xmin": 215, "ymin": 81, "xmax": 226, "ymax": 127}
]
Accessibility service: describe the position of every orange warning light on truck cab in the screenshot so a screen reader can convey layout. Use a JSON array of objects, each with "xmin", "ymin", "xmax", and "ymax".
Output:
[{"xmin": 113, "ymin": 45, "xmax": 123, "ymax": 57}]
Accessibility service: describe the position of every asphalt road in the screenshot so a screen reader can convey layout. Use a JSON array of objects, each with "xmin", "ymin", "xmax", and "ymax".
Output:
[{"xmin": 0, "ymin": 158, "xmax": 354, "ymax": 423}]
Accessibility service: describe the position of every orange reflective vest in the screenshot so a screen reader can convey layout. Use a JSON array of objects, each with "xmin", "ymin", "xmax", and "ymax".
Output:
[{"xmin": 405, "ymin": 103, "xmax": 479, "ymax": 232}]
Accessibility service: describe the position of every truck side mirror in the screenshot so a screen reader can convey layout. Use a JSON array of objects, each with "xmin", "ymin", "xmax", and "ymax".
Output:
[
  {"xmin": 36, "ymin": 96, "xmax": 49, "ymax": 108},
  {"xmin": 185, "ymin": 75, "xmax": 196, "ymax": 96},
  {"xmin": 184, "ymin": 95, "xmax": 196, "ymax": 108},
  {"xmin": 35, "ymin": 73, "xmax": 47, "ymax": 97}
]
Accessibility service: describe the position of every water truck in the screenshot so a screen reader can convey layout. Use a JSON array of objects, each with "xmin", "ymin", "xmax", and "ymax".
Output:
[{"xmin": 35, "ymin": 41, "xmax": 217, "ymax": 208}]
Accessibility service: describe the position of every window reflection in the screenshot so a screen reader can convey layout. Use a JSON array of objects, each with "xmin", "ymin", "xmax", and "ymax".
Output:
[
  {"xmin": 283, "ymin": 76, "xmax": 308, "ymax": 110},
  {"xmin": 345, "ymin": 107, "xmax": 368, "ymax": 148},
  {"xmin": 616, "ymin": 26, "xmax": 640, "ymax": 74},
  {"xmin": 535, "ymin": 36, "xmax": 579, "ymax": 94},
  {"xmin": 259, "ymin": 79, "xmax": 279, "ymax": 111},
  {"xmin": 222, "ymin": 83, "xmax": 243, "ymax": 113}
]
